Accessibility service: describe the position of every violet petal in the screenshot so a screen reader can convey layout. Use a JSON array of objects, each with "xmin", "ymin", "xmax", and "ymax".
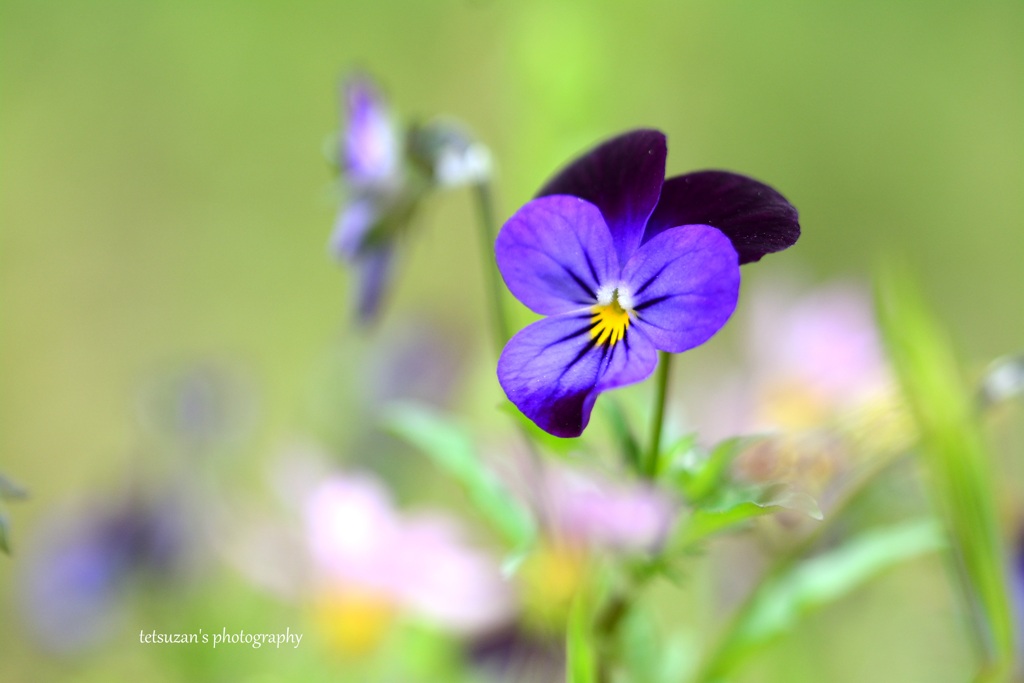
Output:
[
  {"xmin": 495, "ymin": 196, "xmax": 619, "ymax": 315},
  {"xmin": 623, "ymin": 224, "xmax": 740, "ymax": 353},
  {"xmin": 644, "ymin": 171, "xmax": 800, "ymax": 264},
  {"xmin": 497, "ymin": 314, "xmax": 658, "ymax": 438},
  {"xmin": 537, "ymin": 129, "xmax": 667, "ymax": 266}
]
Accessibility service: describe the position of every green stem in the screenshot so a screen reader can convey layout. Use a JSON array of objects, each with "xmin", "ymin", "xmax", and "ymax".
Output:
[
  {"xmin": 472, "ymin": 181, "xmax": 511, "ymax": 357},
  {"xmin": 645, "ymin": 352, "xmax": 673, "ymax": 479}
]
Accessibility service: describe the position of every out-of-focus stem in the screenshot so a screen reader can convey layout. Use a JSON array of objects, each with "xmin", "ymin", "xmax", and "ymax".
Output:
[
  {"xmin": 644, "ymin": 352, "xmax": 673, "ymax": 479},
  {"xmin": 473, "ymin": 182, "xmax": 511, "ymax": 357}
]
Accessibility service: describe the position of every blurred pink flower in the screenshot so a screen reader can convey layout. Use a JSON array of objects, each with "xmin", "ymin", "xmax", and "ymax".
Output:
[
  {"xmin": 305, "ymin": 473, "xmax": 513, "ymax": 636},
  {"xmin": 694, "ymin": 279, "xmax": 895, "ymax": 444},
  {"xmin": 747, "ymin": 281, "xmax": 889, "ymax": 421},
  {"xmin": 688, "ymin": 279, "xmax": 910, "ymax": 499},
  {"xmin": 504, "ymin": 458, "xmax": 675, "ymax": 555}
]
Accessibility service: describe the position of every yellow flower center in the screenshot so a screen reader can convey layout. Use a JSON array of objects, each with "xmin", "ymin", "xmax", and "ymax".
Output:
[
  {"xmin": 590, "ymin": 286, "xmax": 634, "ymax": 346},
  {"xmin": 314, "ymin": 589, "xmax": 395, "ymax": 656}
]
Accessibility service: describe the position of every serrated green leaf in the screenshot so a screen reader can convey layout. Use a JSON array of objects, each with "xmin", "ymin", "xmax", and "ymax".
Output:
[
  {"xmin": 567, "ymin": 594, "xmax": 596, "ymax": 683},
  {"xmin": 383, "ymin": 402, "xmax": 535, "ymax": 549},
  {"xmin": 711, "ymin": 518, "xmax": 944, "ymax": 674}
]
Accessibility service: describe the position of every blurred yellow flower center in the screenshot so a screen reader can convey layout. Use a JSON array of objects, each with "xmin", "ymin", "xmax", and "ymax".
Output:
[
  {"xmin": 758, "ymin": 381, "xmax": 829, "ymax": 430},
  {"xmin": 520, "ymin": 543, "xmax": 588, "ymax": 631},
  {"xmin": 314, "ymin": 590, "xmax": 394, "ymax": 656},
  {"xmin": 591, "ymin": 285, "xmax": 634, "ymax": 346}
]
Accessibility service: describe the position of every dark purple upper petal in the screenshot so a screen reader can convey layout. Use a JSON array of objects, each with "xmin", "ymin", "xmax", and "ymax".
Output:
[
  {"xmin": 495, "ymin": 196, "xmax": 619, "ymax": 316},
  {"xmin": 497, "ymin": 313, "xmax": 658, "ymax": 438},
  {"xmin": 644, "ymin": 171, "xmax": 800, "ymax": 265},
  {"xmin": 623, "ymin": 224, "xmax": 740, "ymax": 353},
  {"xmin": 537, "ymin": 130, "xmax": 667, "ymax": 266},
  {"xmin": 343, "ymin": 75, "xmax": 399, "ymax": 187}
]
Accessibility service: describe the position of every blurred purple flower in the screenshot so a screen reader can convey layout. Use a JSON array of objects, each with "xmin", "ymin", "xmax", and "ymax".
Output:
[
  {"xmin": 304, "ymin": 473, "xmax": 513, "ymax": 649},
  {"xmin": 136, "ymin": 361, "xmax": 255, "ymax": 455},
  {"xmin": 343, "ymin": 77, "xmax": 399, "ymax": 188},
  {"xmin": 467, "ymin": 623, "xmax": 564, "ymax": 683},
  {"xmin": 329, "ymin": 74, "xmax": 492, "ymax": 322},
  {"xmin": 330, "ymin": 75, "xmax": 407, "ymax": 322},
  {"xmin": 497, "ymin": 129, "xmax": 800, "ymax": 437},
  {"xmin": 19, "ymin": 494, "xmax": 190, "ymax": 653}
]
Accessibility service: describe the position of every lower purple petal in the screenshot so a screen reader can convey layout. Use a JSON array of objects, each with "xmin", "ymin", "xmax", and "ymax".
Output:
[
  {"xmin": 354, "ymin": 247, "xmax": 394, "ymax": 323},
  {"xmin": 644, "ymin": 171, "xmax": 800, "ymax": 265},
  {"xmin": 623, "ymin": 225, "xmax": 740, "ymax": 353},
  {"xmin": 330, "ymin": 197, "xmax": 378, "ymax": 261},
  {"xmin": 498, "ymin": 314, "xmax": 658, "ymax": 438}
]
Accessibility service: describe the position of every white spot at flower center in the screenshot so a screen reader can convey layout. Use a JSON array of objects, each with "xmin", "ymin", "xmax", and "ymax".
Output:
[{"xmin": 591, "ymin": 284, "xmax": 636, "ymax": 346}]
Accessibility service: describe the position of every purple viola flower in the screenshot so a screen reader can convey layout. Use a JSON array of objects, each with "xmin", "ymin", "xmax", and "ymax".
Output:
[{"xmin": 496, "ymin": 129, "xmax": 799, "ymax": 437}]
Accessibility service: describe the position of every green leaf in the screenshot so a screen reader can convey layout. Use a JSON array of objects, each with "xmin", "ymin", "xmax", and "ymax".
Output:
[
  {"xmin": 383, "ymin": 402, "xmax": 535, "ymax": 549},
  {"xmin": 668, "ymin": 436, "xmax": 754, "ymax": 504},
  {"xmin": 567, "ymin": 594, "xmax": 597, "ymax": 683},
  {"xmin": 673, "ymin": 492, "xmax": 821, "ymax": 551},
  {"xmin": 711, "ymin": 518, "xmax": 944, "ymax": 674},
  {"xmin": 876, "ymin": 264, "xmax": 1016, "ymax": 673}
]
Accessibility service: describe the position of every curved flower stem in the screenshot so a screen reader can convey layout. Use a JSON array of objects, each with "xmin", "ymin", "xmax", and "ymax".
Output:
[
  {"xmin": 473, "ymin": 181, "xmax": 511, "ymax": 357},
  {"xmin": 644, "ymin": 352, "xmax": 673, "ymax": 479}
]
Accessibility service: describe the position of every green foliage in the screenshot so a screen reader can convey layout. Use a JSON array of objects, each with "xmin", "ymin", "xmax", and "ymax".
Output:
[
  {"xmin": 603, "ymin": 398, "xmax": 643, "ymax": 472},
  {"xmin": 699, "ymin": 518, "xmax": 945, "ymax": 682},
  {"xmin": 383, "ymin": 402, "xmax": 536, "ymax": 550},
  {"xmin": 664, "ymin": 437, "xmax": 823, "ymax": 553},
  {"xmin": 567, "ymin": 595, "xmax": 597, "ymax": 683},
  {"xmin": 876, "ymin": 264, "xmax": 1016, "ymax": 678},
  {"xmin": 667, "ymin": 436, "xmax": 741, "ymax": 505},
  {"xmin": 673, "ymin": 494, "xmax": 821, "ymax": 552},
  {"xmin": 619, "ymin": 606, "xmax": 698, "ymax": 683}
]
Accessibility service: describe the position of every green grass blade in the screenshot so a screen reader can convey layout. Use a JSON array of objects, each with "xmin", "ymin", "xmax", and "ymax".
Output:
[{"xmin": 876, "ymin": 263, "xmax": 1016, "ymax": 677}]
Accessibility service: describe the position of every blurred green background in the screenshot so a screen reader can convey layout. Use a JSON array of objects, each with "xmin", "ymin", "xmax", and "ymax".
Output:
[{"xmin": 2, "ymin": 1, "xmax": 1022, "ymax": 681}]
